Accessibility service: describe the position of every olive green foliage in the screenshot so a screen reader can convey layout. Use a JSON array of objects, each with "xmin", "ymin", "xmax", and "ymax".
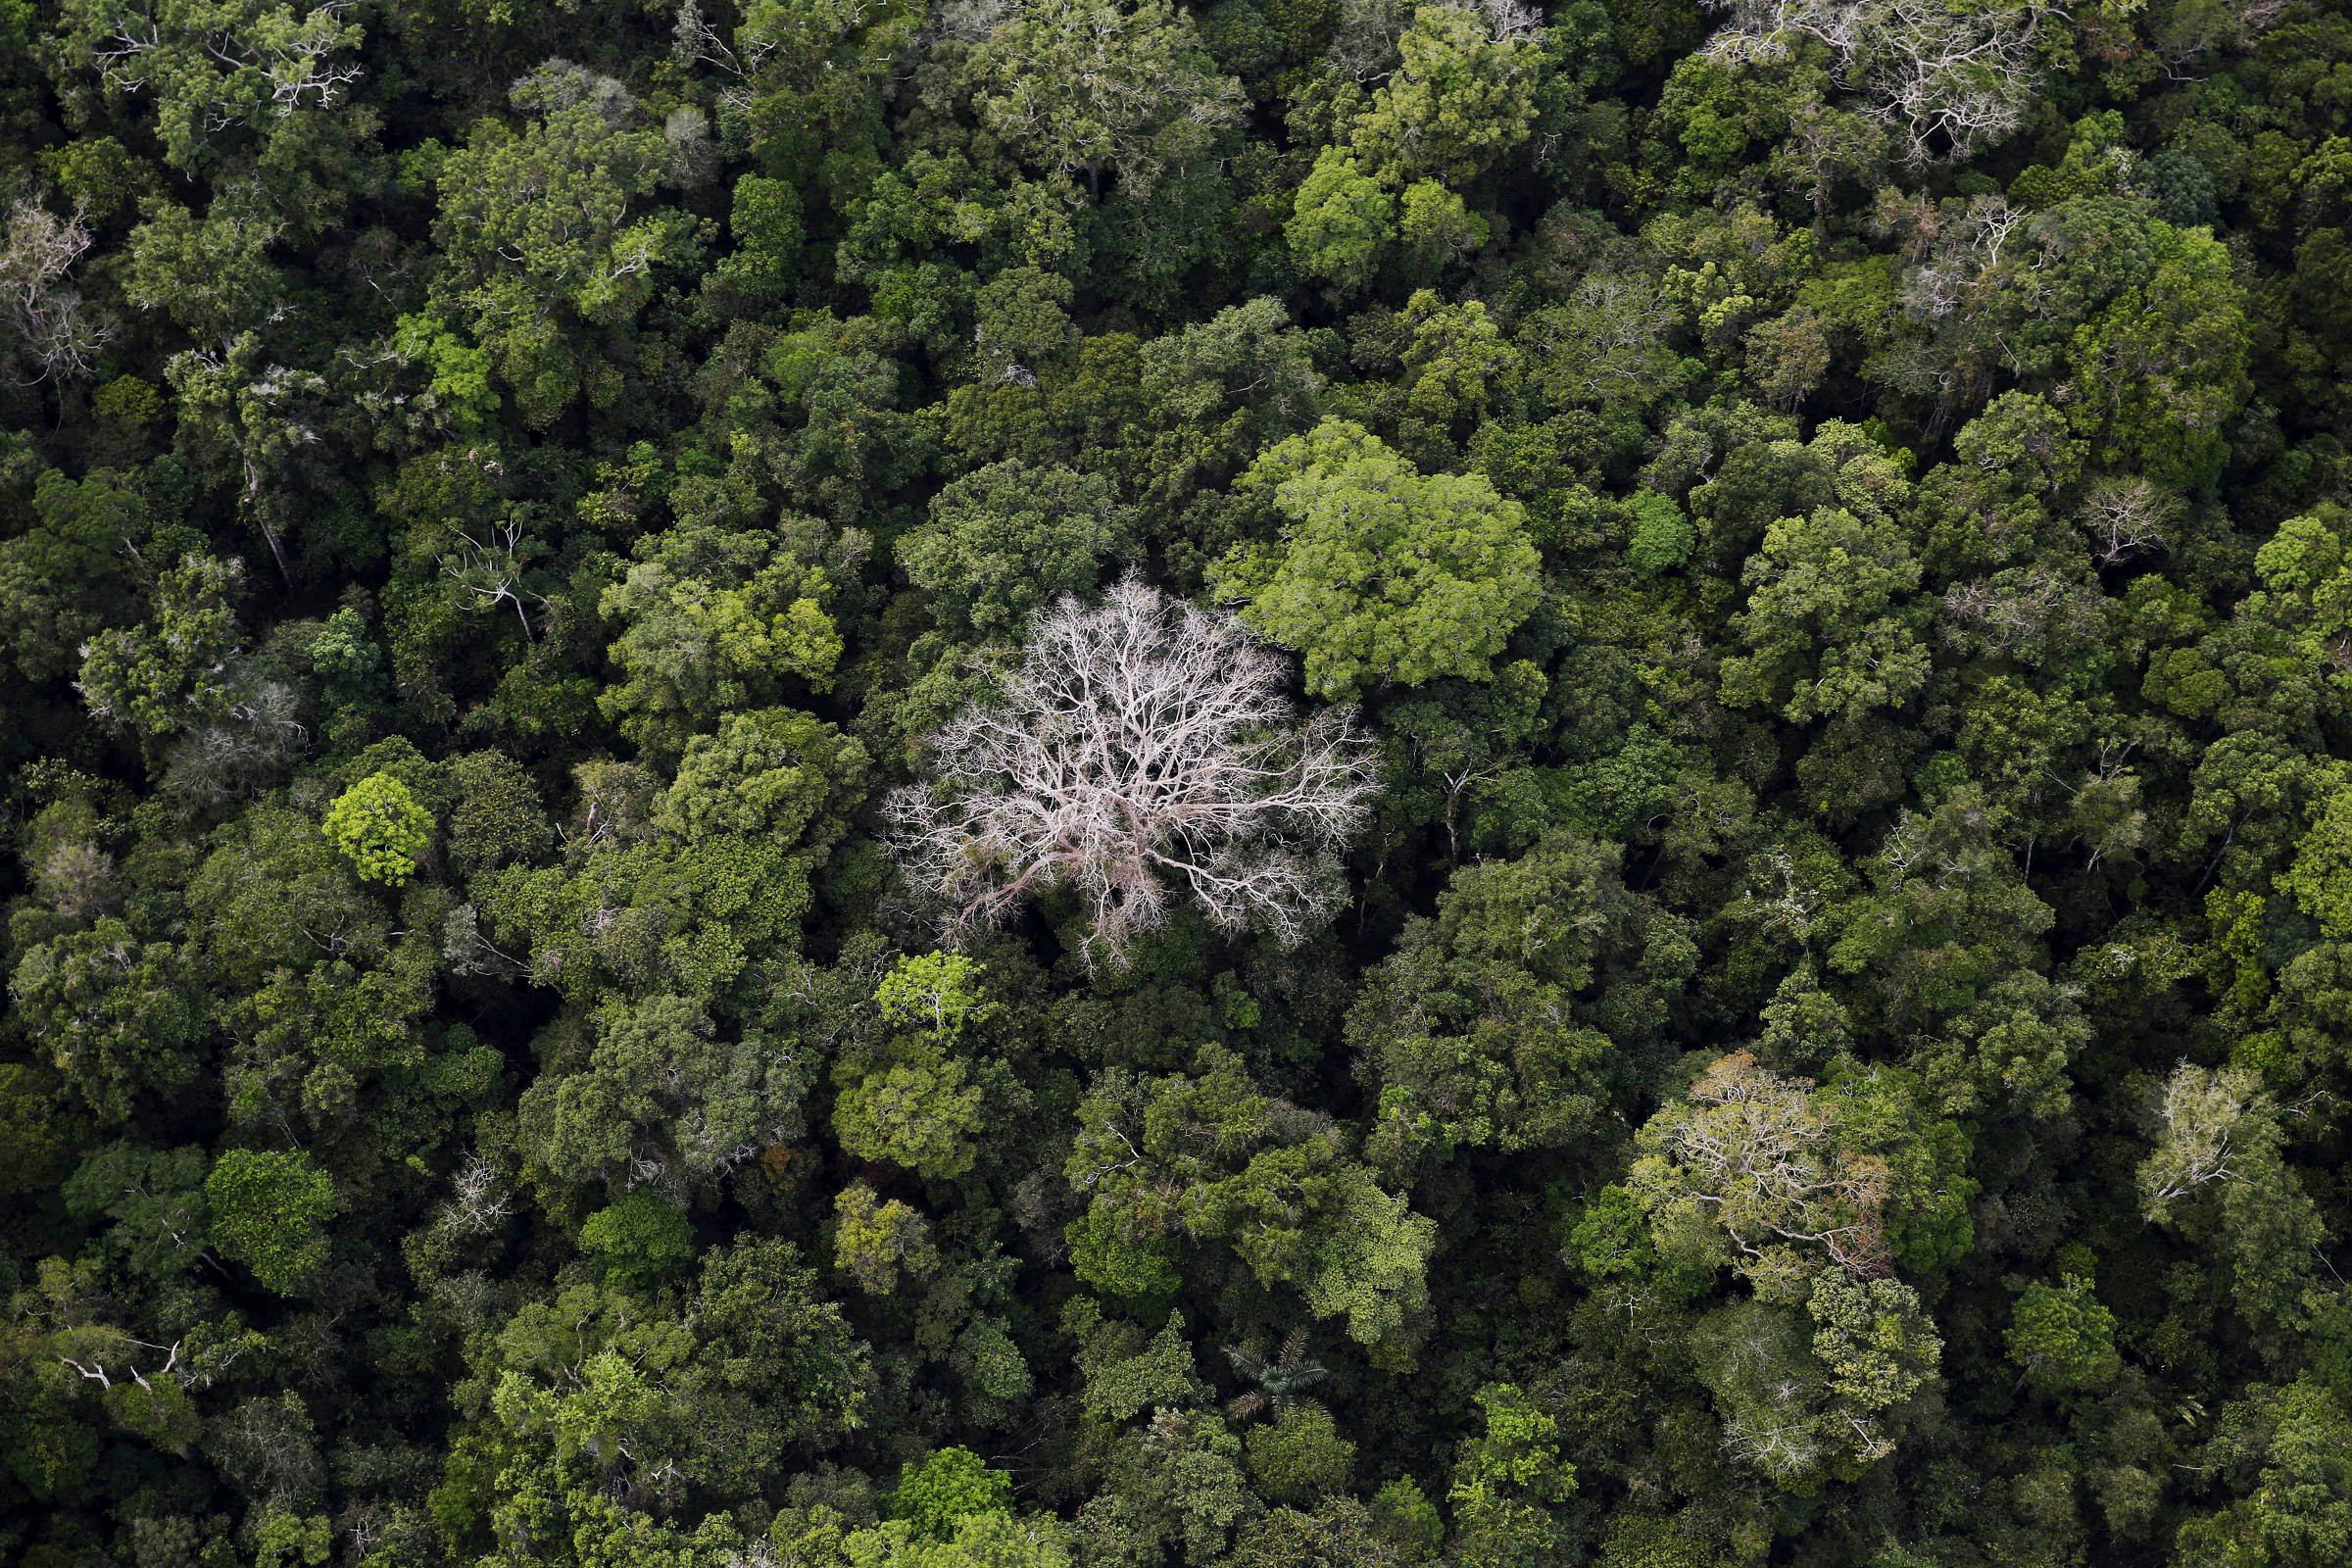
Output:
[
  {"xmin": 875, "ymin": 953, "xmax": 996, "ymax": 1042},
  {"xmin": 1351, "ymin": 831, "xmax": 1690, "ymax": 1160},
  {"xmin": 834, "ymin": 1051, "xmax": 989, "ymax": 1181},
  {"xmin": 1447, "ymin": 1383, "xmax": 1577, "ymax": 1565},
  {"xmin": 203, "ymin": 1149, "xmax": 335, "ymax": 1294},
  {"xmin": 7, "ymin": 0, "xmax": 2352, "ymax": 1562},
  {"xmin": 899, "ymin": 462, "xmax": 1136, "ymax": 641},
  {"xmin": 1289, "ymin": 149, "xmax": 1395, "ymax": 293},
  {"xmin": 832, "ymin": 1181, "xmax": 940, "ymax": 1295},
  {"xmin": 1623, "ymin": 491, "xmax": 1693, "ymax": 576},
  {"xmin": 1245, "ymin": 1406, "xmax": 1357, "ymax": 1503},
  {"xmin": 2008, "ymin": 1274, "xmax": 2122, "ymax": 1394},
  {"xmin": 1064, "ymin": 1048, "xmax": 1436, "ymax": 1348}
]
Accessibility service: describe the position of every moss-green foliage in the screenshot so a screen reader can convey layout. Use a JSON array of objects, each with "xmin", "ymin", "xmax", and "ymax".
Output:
[
  {"xmin": 1623, "ymin": 491, "xmax": 1693, "ymax": 576},
  {"xmin": 1244, "ymin": 1406, "xmax": 1356, "ymax": 1503},
  {"xmin": 874, "ymin": 954, "xmax": 995, "ymax": 1043},
  {"xmin": 579, "ymin": 1190, "xmax": 696, "ymax": 1286},
  {"xmin": 2008, "ymin": 1274, "xmax": 2123, "ymax": 1395},
  {"xmin": 886, "ymin": 1446, "xmax": 1013, "ymax": 1539},
  {"xmin": 832, "ymin": 1181, "xmax": 939, "ymax": 1295}
]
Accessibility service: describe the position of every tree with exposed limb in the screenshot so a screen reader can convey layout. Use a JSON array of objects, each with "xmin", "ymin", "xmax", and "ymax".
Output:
[
  {"xmin": 2078, "ymin": 476, "xmax": 2180, "ymax": 568},
  {"xmin": 887, "ymin": 575, "xmax": 1381, "ymax": 969},
  {"xmin": 2138, "ymin": 1061, "xmax": 2269, "ymax": 1220},
  {"xmin": 1631, "ymin": 1051, "xmax": 1896, "ymax": 1289}
]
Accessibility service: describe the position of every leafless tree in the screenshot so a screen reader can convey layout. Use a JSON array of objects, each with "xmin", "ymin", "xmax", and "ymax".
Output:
[
  {"xmin": 1862, "ymin": 0, "xmax": 2043, "ymax": 164},
  {"xmin": 663, "ymin": 105, "xmax": 719, "ymax": 186},
  {"xmin": 888, "ymin": 575, "xmax": 1381, "ymax": 969},
  {"xmin": 34, "ymin": 840, "xmax": 119, "ymax": 924},
  {"xmin": 1326, "ymin": 0, "xmax": 1536, "ymax": 82},
  {"xmin": 1738, "ymin": 848, "xmax": 1828, "ymax": 940},
  {"xmin": 1939, "ymin": 564, "xmax": 2102, "ymax": 661},
  {"xmin": 0, "ymin": 197, "xmax": 113, "ymax": 384},
  {"xmin": 1469, "ymin": 0, "xmax": 1545, "ymax": 44},
  {"xmin": 1895, "ymin": 194, "xmax": 2024, "ymax": 320},
  {"xmin": 2079, "ymin": 476, "xmax": 2180, "ymax": 567},
  {"xmin": 442, "ymin": 904, "xmax": 533, "ymax": 979},
  {"xmin": 674, "ymin": 0, "xmax": 786, "ymax": 110},
  {"xmin": 1705, "ymin": 0, "xmax": 2045, "ymax": 165},
  {"xmin": 1771, "ymin": 95, "xmax": 1893, "ymax": 231},
  {"xmin": 438, "ymin": 1152, "xmax": 516, "ymax": 1235},
  {"xmin": 161, "ymin": 672, "xmax": 310, "ymax": 806}
]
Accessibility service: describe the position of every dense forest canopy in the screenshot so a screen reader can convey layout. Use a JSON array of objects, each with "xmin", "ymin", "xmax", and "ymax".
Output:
[{"xmin": 4, "ymin": 0, "xmax": 2352, "ymax": 1562}]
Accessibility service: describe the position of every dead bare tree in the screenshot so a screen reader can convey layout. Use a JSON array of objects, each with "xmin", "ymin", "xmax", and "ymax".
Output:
[
  {"xmin": 887, "ymin": 574, "xmax": 1381, "ymax": 969},
  {"xmin": 442, "ymin": 515, "xmax": 547, "ymax": 644},
  {"xmin": 1324, "ymin": 0, "xmax": 1418, "ymax": 82},
  {"xmin": 439, "ymin": 1152, "xmax": 515, "ymax": 1236},
  {"xmin": 2079, "ymin": 476, "xmax": 2180, "ymax": 567},
  {"xmin": 0, "ymin": 196, "xmax": 113, "ymax": 384}
]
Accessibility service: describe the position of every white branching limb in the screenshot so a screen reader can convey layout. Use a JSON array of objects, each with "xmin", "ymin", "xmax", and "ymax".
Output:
[
  {"xmin": 87, "ymin": 3, "xmax": 363, "ymax": 118},
  {"xmin": 1862, "ymin": 0, "xmax": 2041, "ymax": 164},
  {"xmin": 2138, "ymin": 1061, "xmax": 2273, "ymax": 1222},
  {"xmin": 1722, "ymin": 1400, "xmax": 1829, "ymax": 1479},
  {"xmin": 262, "ymin": 11, "xmax": 366, "ymax": 115},
  {"xmin": 1523, "ymin": 270, "xmax": 1681, "ymax": 404},
  {"xmin": 92, "ymin": 14, "xmax": 162, "ymax": 94},
  {"xmin": 1326, "ymin": 0, "xmax": 1418, "ymax": 82},
  {"xmin": 1469, "ymin": 0, "xmax": 1544, "ymax": 44},
  {"xmin": 1898, "ymin": 195, "xmax": 2023, "ymax": 320},
  {"xmin": 442, "ymin": 515, "xmax": 545, "ymax": 643},
  {"xmin": 673, "ymin": 0, "xmax": 738, "ymax": 72},
  {"xmin": 1, "ymin": 198, "xmax": 112, "ymax": 384},
  {"xmin": 1648, "ymin": 1052, "xmax": 1895, "ymax": 1278},
  {"xmin": 2079, "ymin": 476, "xmax": 2180, "ymax": 567},
  {"xmin": 1740, "ymin": 848, "xmax": 1826, "ymax": 939},
  {"xmin": 889, "ymin": 575, "xmax": 1381, "ymax": 969},
  {"xmin": 1704, "ymin": 0, "xmax": 2043, "ymax": 164},
  {"xmin": 1940, "ymin": 564, "xmax": 2091, "ymax": 658},
  {"xmin": 440, "ymin": 1152, "xmax": 515, "ymax": 1235}
]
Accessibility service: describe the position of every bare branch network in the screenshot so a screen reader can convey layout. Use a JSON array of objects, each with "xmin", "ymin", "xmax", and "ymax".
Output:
[
  {"xmin": 887, "ymin": 575, "xmax": 1382, "ymax": 968},
  {"xmin": 1, "ymin": 197, "xmax": 112, "ymax": 384},
  {"xmin": 1703, "ymin": 0, "xmax": 2047, "ymax": 165}
]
